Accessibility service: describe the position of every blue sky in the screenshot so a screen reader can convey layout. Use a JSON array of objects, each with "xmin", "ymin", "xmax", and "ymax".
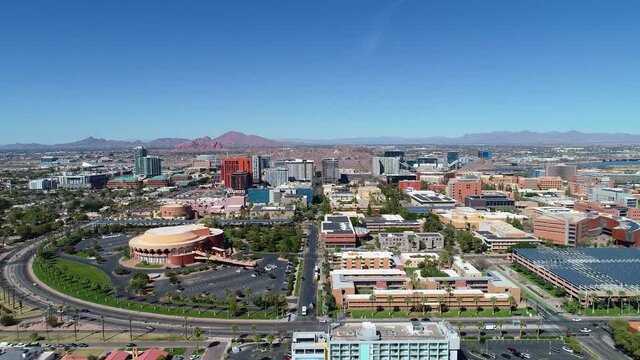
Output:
[{"xmin": 1, "ymin": 0, "xmax": 640, "ymax": 143}]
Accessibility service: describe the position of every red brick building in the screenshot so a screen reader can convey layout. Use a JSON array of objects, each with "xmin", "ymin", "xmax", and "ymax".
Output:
[{"xmin": 221, "ymin": 158, "xmax": 252, "ymax": 188}]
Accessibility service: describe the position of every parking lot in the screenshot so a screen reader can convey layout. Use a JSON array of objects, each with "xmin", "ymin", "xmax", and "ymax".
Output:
[
  {"xmin": 462, "ymin": 339, "xmax": 589, "ymax": 360},
  {"xmin": 154, "ymin": 254, "xmax": 290, "ymax": 298},
  {"xmin": 70, "ymin": 235, "xmax": 292, "ymax": 304}
]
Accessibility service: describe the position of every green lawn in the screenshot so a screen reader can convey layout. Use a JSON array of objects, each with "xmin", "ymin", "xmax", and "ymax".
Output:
[
  {"xmin": 346, "ymin": 307, "xmax": 534, "ymax": 319},
  {"xmin": 568, "ymin": 305, "xmax": 640, "ymax": 316},
  {"xmin": 165, "ymin": 347, "xmax": 186, "ymax": 356},
  {"xmin": 33, "ymin": 257, "xmax": 278, "ymax": 319},
  {"xmin": 73, "ymin": 251, "xmax": 91, "ymax": 259},
  {"xmin": 294, "ymin": 259, "xmax": 304, "ymax": 297}
]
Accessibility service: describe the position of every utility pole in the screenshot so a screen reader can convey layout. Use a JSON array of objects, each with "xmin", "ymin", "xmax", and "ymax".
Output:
[
  {"xmin": 184, "ymin": 315, "xmax": 188, "ymax": 340},
  {"xmin": 128, "ymin": 315, "xmax": 133, "ymax": 341}
]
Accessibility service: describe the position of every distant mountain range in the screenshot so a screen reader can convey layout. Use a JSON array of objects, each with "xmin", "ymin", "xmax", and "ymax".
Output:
[
  {"xmin": 0, "ymin": 131, "xmax": 286, "ymax": 151},
  {"xmin": 2, "ymin": 130, "xmax": 640, "ymax": 150},
  {"xmin": 292, "ymin": 131, "xmax": 640, "ymax": 145}
]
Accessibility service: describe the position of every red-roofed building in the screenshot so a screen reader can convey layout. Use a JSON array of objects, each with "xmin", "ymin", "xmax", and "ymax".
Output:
[
  {"xmin": 137, "ymin": 349, "xmax": 169, "ymax": 360},
  {"xmin": 105, "ymin": 351, "xmax": 131, "ymax": 360}
]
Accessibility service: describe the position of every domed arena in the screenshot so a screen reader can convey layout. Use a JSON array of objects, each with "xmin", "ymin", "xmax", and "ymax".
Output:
[{"xmin": 129, "ymin": 224, "xmax": 225, "ymax": 266}]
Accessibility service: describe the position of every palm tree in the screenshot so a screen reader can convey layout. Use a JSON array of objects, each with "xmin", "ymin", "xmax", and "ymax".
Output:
[
  {"xmin": 193, "ymin": 326, "xmax": 202, "ymax": 351},
  {"xmin": 619, "ymin": 290, "xmax": 626, "ymax": 314},
  {"xmin": 606, "ymin": 289, "xmax": 613, "ymax": 314},
  {"xmin": 536, "ymin": 318, "xmax": 542, "ymax": 338},
  {"xmin": 404, "ymin": 296, "xmax": 412, "ymax": 313},
  {"xmin": 437, "ymin": 295, "xmax": 446, "ymax": 315},
  {"xmin": 519, "ymin": 320, "xmax": 526, "ymax": 338},
  {"xmin": 634, "ymin": 294, "xmax": 640, "ymax": 314},
  {"xmin": 456, "ymin": 296, "xmax": 463, "ymax": 315},
  {"xmin": 490, "ymin": 296, "xmax": 498, "ymax": 315},
  {"xmin": 507, "ymin": 294, "xmax": 516, "ymax": 315},
  {"xmin": 473, "ymin": 296, "xmax": 481, "ymax": 316},
  {"xmin": 476, "ymin": 321, "xmax": 483, "ymax": 342},
  {"xmin": 266, "ymin": 332, "xmax": 276, "ymax": 350},
  {"xmin": 386, "ymin": 295, "xmax": 394, "ymax": 315},
  {"xmin": 497, "ymin": 319, "xmax": 505, "ymax": 339},
  {"xmin": 369, "ymin": 294, "xmax": 377, "ymax": 316},
  {"xmin": 250, "ymin": 324, "xmax": 258, "ymax": 344},
  {"xmin": 588, "ymin": 293, "xmax": 599, "ymax": 314},
  {"xmin": 231, "ymin": 324, "xmax": 239, "ymax": 342}
]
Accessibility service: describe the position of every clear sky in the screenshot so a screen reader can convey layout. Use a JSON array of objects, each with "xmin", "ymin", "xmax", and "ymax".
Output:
[{"xmin": 1, "ymin": 0, "xmax": 640, "ymax": 144}]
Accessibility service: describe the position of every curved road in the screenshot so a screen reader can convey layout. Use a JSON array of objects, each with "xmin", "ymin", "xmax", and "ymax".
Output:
[{"xmin": 2, "ymin": 224, "xmax": 323, "ymax": 336}]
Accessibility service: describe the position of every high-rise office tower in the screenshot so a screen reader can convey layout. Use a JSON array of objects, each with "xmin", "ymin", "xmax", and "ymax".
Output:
[
  {"xmin": 321, "ymin": 158, "xmax": 340, "ymax": 184},
  {"xmin": 372, "ymin": 157, "xmax": 400, "ymax": 176},
  {"xmin": 447, "ymin": 151, "xmax": 459, "ymax": 164},
  {"xmin": 251, "ymin": 155, "xmax": 262, "ymax": 184},
  {"xmin": 141, "ymin": 156, "xmax": 162, "ymax": 176},
  {"xmin": 133, "ymin": 146, "xmax": 148, "ymax": 175},
  {"xmin": 285, "ymin": 159, "xmax": 315, "ymax": 182},
  {"xmin": 221, "ymin": 158, "xmax": 252, "ymax": 188},
  {"xmin": 264, "ymin": 168, "xmax": 289, "ymax": 187}
]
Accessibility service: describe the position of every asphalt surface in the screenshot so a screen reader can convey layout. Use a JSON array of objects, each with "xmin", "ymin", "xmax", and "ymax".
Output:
[
  {"xmin": 1, "ymin": 223, "xmax": 324, "ymax": 337},
  {"xmin": 296, "ymin": 224, "xmax": 318, "ymax": 319},
  {"xmin": 463, "ymin": 339, "xmax": 588, "ymax": 360},
  {"xmin": 0, "ymin": 222, "xmax": 635, "ymax": 360}
]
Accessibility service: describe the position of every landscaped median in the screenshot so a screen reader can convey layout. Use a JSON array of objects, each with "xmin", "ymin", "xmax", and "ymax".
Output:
[
  {"xmin": 32, "ymin": 256, "xmax": 279, "ymax": 320},
  {"xmin": 344, "ymin": 307, "xmax": 535, "ymax": 319}
]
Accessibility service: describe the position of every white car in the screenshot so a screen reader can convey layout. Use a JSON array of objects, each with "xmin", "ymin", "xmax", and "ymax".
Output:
[
  {"xmin": 571, "ymin": 318, "xmax": 582, "ymax": 322},
  {"xmin": 235, "ymin": 269, "xmax": 242, "ymax": 273},
  {"xmin": 521, "ymin": 353, "xmax": 531, "ymax": 359},
  {"xmin": 562, "ymin": 346, "xmax": 574, "ymax": 353},
  {"xmin": 579, "ymin": 328, "xmax": 592, "ymax": 333}
]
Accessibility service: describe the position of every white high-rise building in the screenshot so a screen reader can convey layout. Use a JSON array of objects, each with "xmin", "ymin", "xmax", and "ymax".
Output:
[
  {"xmin": 372, "ymin": 156, "xmax": 400, "ymax": 176},
  {"xmin": 264, "ymin": 168, "xmax": 289, "ymax": 187},
  {"xmin": 285, "ymin": 159, "xmax": 315, "ymax": 182},
  {"xmin": 251, "ymin": 155, "xmax": 263, "ymax": 184}
]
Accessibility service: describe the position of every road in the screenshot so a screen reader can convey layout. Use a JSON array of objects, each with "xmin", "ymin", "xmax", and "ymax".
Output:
[{"xmin": 296, "ymin": 224, "xmax": 318, "ymax": 321}]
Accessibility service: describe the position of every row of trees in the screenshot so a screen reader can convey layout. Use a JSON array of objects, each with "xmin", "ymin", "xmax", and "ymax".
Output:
[
  {"xmin": 611, "ymin": 319, "xmax": 640, "ymax": 359},
  {"xmin": 225, "ymin": 224, "xmax": 303, "ymax": 253}
]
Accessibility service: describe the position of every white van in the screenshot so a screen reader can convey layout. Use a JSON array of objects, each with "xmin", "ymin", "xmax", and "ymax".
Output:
[{"xmin": 301, "ymin": 306, "xmax": 308, "ymax": 316}]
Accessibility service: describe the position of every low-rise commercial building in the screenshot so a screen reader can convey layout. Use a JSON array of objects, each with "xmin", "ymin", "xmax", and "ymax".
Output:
[
  {"xmin": 589, "ymin": 187, "xmax": 639, "ymax": 208},
  {"xmin": 378, "ymin": 232, "xmax": 444, "ymax": 252},
  {"xmin": 474, "ymin": 220, "xmax": 539, "ymax": 252},
  {"xmin": 532, "ymin": 207, "xmax": 589, "ymax": 246},
  {"xmin": 446, "ymin": 176, "xmax": 481, "ymax": 204},
  {"xmin": 320, "ymin": 215, "xmax": 357, "ymax": 248},
  {"xmin": 464, "ymin": 194, "xmax": 514, "ymax": 211},
  {"xmin": 405, "ymin": 190, "xmax": 456, "ymax": 213},
  {"xmin": 336, "ymin": 251, "xmax": 395, "ymax": 269},
  {"xmin": 250, "ymin": 204, "xmax": 296, "ymax": 219},
  {"xmin": 364, "ymin": 215, "xmax": 423, "ymax": 233}
]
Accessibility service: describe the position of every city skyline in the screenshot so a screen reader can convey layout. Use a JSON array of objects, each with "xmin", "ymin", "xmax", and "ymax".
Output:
[{"xmin": 2, "ymin": 0, "xmax": 640, "ymax": 143}]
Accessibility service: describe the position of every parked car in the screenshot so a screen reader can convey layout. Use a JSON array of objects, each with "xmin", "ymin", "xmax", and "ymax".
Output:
[
  {"xmin": 562, "ymin": 346, "xmax": 574, "ymax": 353},
  {"xmin": 579, "ymin": 328, "xmax": 592, "ymax": 333}
]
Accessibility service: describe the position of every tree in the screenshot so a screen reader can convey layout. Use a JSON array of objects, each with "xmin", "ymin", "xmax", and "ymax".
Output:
[
  {"xmin": 193, "ymin": 326, "xmax": 202, "ymax": 350},
  {"xmin": 437, "ymin": 295, "xmax": 446, "ymax": 315},
  {"xmin": 473, "ymin": 296, "xmax": 481, "ymax": 315},
  {"xmin": 266, "ymin": 332, "xmax": 276, "ymax": 349},
  {"xmin": 251, "ymin": 324, "xmax": 259, "ymax": 344},
  {"xmin": 0, "ymin": 315, "xmax": 17, "ymax": 326},
  {"xmin": 606, "ymin": 289, "xmax": 613, "ymax": 314},
  {"xmin": 476, "ymin": 322, "xmax": 483, "ymax": 342},
  {"xmin": 369, "ymin": 294, "xmax": 377, "ymax": 315},
  {"xmin": 508, "ymin": 294, "xmax": 517, "ymax": 315},
  {"xmin": 619, "ymin": 290, "xmax": 626, "ymax": 314},
  {"xmin": 386, "ymin": 295, "xmax": 394, "ymax": 315},
  {"xmin": 589, "ymin": 293, "xmax": 599, "ymax": 314},
  {"xmin": 231, "ymin": 324, "xmax": 239, "ymax": 342},
  {"xmin": 490, "ymin": 296, "xmax": 498, "ymax": 315}
]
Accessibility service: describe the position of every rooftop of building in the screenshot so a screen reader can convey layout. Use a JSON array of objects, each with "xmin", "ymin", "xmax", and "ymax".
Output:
[
  {"xmin": 252, "ymin": 204, "xmax": 296, "ymax": 211},
  {"xmin": 339, "ymin": 251, "xmax": 394, "ymax": 259},
  {"xmin": 321, "ymin": 215, "xmax": 355, "ymax": 234},
  {"xmin": 329, "ymin": 321, "xmax": 454, "ymax": 342}
]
